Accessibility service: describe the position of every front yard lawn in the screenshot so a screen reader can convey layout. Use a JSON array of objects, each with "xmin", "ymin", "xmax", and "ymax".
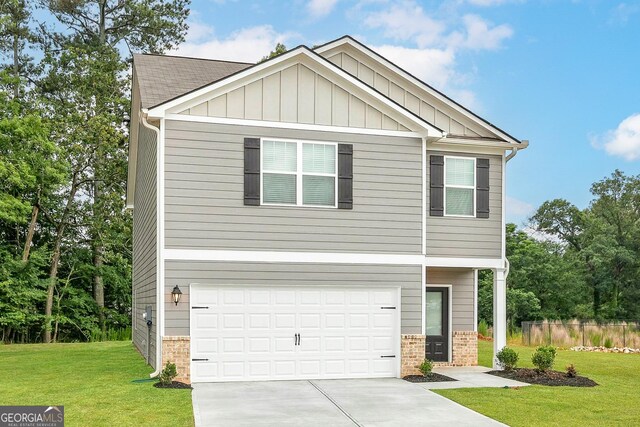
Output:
[
  {"xmin": 436, "ymin": 340, "xmax": 640, "ymax": 426},
  {"xmin": 0, "ymin": 341, "xmax": 193, "ymax": 427}
]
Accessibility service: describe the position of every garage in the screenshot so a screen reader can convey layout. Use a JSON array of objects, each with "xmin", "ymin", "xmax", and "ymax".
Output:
[{"xmin": 190, "ymin": 285, "xmax": 400, "ymax": 382}]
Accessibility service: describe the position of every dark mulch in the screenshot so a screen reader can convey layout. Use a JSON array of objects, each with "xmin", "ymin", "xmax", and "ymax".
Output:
[
  {"xmin": 403, "ymin": 373, "xmax": 458, "ymax": 383},
  {"xmin": 488, "ymin": 368, "xmax": 598, "ymax": 387},
  {"xmin": 153, "ymin": 381, "xmax": 193, "ymax": 389}
]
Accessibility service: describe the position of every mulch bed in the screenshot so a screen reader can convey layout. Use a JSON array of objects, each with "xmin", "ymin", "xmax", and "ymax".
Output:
[
  {"xmin": 153, "ymin": 381, "xmax": 193, "ymax": 389},
  {"xmin": 403, "ymin": 373, "xmax": 458, "ymax": 383},
  {"xmin": 488, "ymin": 368, "xmax": 598, "ymax": 387}
]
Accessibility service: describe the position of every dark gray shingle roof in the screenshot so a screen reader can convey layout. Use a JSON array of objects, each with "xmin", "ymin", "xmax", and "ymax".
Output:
[{"xmin": 133, "ymin": 54, "xmax": 253, "ymax": 109}]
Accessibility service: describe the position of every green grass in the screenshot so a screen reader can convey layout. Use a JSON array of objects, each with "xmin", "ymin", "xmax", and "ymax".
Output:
[
  {"xmin": 0, "ymin": 341, "xmax": 193, "ymax": 427},
  {"xmin": 436, "ymin": 340, "xmax": 640, "ymax": 426}
]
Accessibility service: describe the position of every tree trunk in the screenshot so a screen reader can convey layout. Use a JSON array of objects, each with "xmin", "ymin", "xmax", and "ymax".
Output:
[
  {"xmin": 93, "ymin": 245, "xmax": 105, "ymax": 334},
  {"xmin": 22, "ymin": 204, "xmax": 39, "ymax": 262},
  {"xmin": 44, "ymin": 176, "xmax": 79, "ymax": 343},
  {"xmin": 44, "ymin": 238, "xmax": 61, "ymax": 343},
  {"xmin": 92, "ymin": 180, "xmax": 106, "ymax": 334},
  {"xmin": 12, "ymin": 26, "xmax": 19, "ymax": 99}
]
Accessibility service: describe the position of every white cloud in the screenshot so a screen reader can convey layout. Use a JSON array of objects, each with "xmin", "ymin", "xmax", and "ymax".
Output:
[
  {"xmin": 364, "ymin": 2, "xmax": 446, "ymax": 47},
  {"xmin": 609, "ymin": 3, "xmax": 640, "ymax": 25},
  {"xmin": 173, "ymin": 24, "xmax": 291, "ymax": 63},
  {"xmin": 591, "ymin": 113, "xmax": 640, "ymax": 161},
  {"xmin": 467, "ymin": 0, "xmax": 516, "ymax": 6},
  {"xmin": 307, "ymin": 0, "xmax": 340, "ymax": 18},
  {"xmin": 361, "ymin": 1, "xmax": 513, "ymax": 100},
  {"xmin": 371, "ymin": 44, "xmax": 455, "ymax": 89},
  {"xmin": 448, "ymin": 14, "xmax": 513, "ymax": 50},
  {"xmin": 507, "ymin": 196, "xmax": 534, "ymax": 217}
]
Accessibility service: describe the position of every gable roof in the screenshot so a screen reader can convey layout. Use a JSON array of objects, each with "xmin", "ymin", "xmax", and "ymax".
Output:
[
  {"xmin": 146, "ymin": 45, "xmax": 445, "ymax": 138},
  {"xmin": 314, "ymin": 36, "xmax": 524, "ymax": 145},
  {"xmin": 133, "ymin": 53, "xmax": 252, "ymax": 109}
]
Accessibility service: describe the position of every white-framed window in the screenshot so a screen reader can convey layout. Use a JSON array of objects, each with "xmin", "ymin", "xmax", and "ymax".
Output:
[
  {"xmin": 444, "ymin": 156, "xmax": 476, "ymax": 217},
  {"xmin": 261, "ymin": 138, "xmax": 338, "ymax": 208}
]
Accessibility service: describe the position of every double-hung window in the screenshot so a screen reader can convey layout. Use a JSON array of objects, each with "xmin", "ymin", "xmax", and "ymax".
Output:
[
  {"xmin": 444, "ymin": 156, "xmax": 475, "ymax": 217},
  {"xmin": 261, "ymin": 139, "xmax": 337, "ymax": 207}
]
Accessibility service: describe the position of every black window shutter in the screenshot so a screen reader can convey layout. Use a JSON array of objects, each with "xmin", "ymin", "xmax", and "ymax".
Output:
[
  {"xmin": 244, "ymin": 138, "xmax": 260, "ymax": 206},
  {"xmin": 338, "ymin": 144, "xmax": 353, "ymax": 209},
  {"xmin": 476, "ymin": 158, "xmax": 490, "ymax": 218},
  {"xmin": 430, "ymin": 155, "xmax": 444, "ymax": 216}
]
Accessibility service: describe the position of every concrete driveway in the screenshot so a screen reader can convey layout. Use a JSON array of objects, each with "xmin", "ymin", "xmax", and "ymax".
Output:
[{"xmin": 192, "ymin": 378, "xmax": 505, "ymax": 426}]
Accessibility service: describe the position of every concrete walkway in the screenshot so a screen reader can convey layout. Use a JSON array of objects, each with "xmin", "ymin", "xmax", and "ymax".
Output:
[
  {"xmin": 420, "ymin": 366, "xmax": 530, "ymax": 390},
  {"xmin": 193, "ymin": 378, "xmax": 506, "ymax": 427}
]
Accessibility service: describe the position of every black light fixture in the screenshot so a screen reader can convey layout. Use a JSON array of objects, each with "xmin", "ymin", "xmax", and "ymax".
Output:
[{"xmin": 171, "ymin": 285, "xmax": 182, "ymax": 306}]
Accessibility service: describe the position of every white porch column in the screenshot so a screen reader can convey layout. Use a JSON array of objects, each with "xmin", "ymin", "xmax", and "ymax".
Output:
[{"xmin": 492, "ymin": 267, "xmax": 507, "ymax": 369}]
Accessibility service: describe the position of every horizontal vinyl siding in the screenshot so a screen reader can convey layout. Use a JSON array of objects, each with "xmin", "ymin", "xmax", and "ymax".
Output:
[
  {"xmin": 164, "ymin": 261, "xmax": 422, "ymax": 336},
  {"xmin": 132, "ymin": 122, "xmax": 158, "ymax": 368},
  {"xmin": 427, "ymin": 268, "xmax": 475, "ymax": 331},
  {"xmin": 426, "ymin": 151, "xmax": 502, "ymax": 258},
  {"xmin": 164, "ymin": 120, "xmax": 423, "ymax": 253}
]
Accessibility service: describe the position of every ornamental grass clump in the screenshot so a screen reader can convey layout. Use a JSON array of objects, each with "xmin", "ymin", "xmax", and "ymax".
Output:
[
  {"xmin": 496, "ymin": 347, "xmax": 519, "ymax": 371},
  {"xmin": 532, "ymin": 345, "xmax": 557, "ymax": 373}
]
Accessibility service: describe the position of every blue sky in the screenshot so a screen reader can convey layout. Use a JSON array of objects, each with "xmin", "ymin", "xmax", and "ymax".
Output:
[{"xmin": 176, "ymin": 0, "xmax": 640, "ymax": 225}]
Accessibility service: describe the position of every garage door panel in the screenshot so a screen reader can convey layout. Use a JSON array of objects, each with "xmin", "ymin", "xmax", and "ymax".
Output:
[
  {"xmin": 248, "ymin": 337, "xmax": 270, "ymax": 353},
  {"xmin": 191, "ymin": 286, "xmax": 399, "ymax": 382},
  {"xmin": 325, "ymin": 313, "xmax": 345, "ymax": 328},
  {"xmin": 249, "ymin": 313, "xmax": 270, "ymax": 328}
]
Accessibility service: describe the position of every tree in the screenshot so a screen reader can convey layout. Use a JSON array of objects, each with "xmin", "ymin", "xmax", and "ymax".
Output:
[
  {"xmin": 531, "ymin": 171, "xmax": 640, "ymax": 320},
  {"xmin": 38, "ymin": 0, "xmax": 190, "ymax": 339},
  {"xmin": 260, "ymin": 42, "xmax": 287, "ymax": 62}
]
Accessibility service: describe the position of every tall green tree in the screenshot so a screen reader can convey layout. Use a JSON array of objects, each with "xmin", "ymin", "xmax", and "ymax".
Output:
[
  {"xmin": 39, "ymin": 0, "xmax": 190, "ymax": 339},
  {"xmin": 532, "ymin": 171, "xmax": 640, "ymax": 320}
]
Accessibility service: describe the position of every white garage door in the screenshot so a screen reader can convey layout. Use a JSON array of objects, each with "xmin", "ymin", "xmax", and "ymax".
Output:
[{"xmin": 190, "ymin": 286, "xmax": 400, "ymax": 383}]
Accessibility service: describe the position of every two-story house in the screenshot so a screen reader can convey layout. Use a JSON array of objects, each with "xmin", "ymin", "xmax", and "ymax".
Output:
[{"xmin": 128, "ymin": 36, "xmax": 527, "ymax": 384}]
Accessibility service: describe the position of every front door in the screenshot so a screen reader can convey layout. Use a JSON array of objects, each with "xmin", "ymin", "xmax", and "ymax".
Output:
[{"xmin": 425, "ymin": 287, "xmax": 449, "ymax": 362}]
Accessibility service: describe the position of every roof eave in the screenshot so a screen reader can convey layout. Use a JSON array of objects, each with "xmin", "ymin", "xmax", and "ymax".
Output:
[{"xmin": 315, "ymin": 36, "xmax": 524, "ymax": 146}]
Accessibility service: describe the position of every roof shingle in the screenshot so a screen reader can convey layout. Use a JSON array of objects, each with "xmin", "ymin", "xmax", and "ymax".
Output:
[{"xmin": 133, "ymin": 53, "xmax": 253, "ymax": 109}]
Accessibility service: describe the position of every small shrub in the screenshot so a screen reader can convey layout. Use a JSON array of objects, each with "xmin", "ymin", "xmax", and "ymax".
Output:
[
  {"xmin": 566, "ymin": 364, "xmax": 577, "ymax": 378},
  {"xmin": 604, "ymin": 337, "xmax": 613, "ymax": 348},
  {"xmin": 478, "ymin": 320, "xmax": 490, "ymax": 337},
  {"xmin": 532, "ymin": 345, "xmax": 557, "ymax": 372},
  {"xmin": 496, "ymin": 347, "xmax": 519, "ymax": 371},
  {"xmin": 589, "ymin": 332, "xmax": 602, "ymax": 347},
  {"xmin": 418, "ymin": 359, "xmax": 433, "ymax": 377},
  {"xmin": 159, "ymin": 362, "xmax": 177, "ymax": 386}
]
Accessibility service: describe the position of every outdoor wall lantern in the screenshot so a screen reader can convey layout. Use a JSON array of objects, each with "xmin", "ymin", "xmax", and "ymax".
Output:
[{"xmin": 171, "ymin": 285, "xmax": 182, "ymax": 306}]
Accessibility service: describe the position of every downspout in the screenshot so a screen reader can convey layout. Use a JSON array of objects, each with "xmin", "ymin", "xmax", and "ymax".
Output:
[
  {"xmin": 505, "ymin": 140, "xmax": 528, "ymax": 163},
  {"xmin": 140, "ymin": 110, "xmax": 163, "ymax": 379}
]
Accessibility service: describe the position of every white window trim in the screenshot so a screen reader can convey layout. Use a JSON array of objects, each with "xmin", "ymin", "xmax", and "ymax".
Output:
[
  {"xmin": 260, "ymin": 137, "xmax": 338, "ymax": 209},
  {"xmin": 443, "ymin": 155, "xmax": 476, "ymax": 218}
]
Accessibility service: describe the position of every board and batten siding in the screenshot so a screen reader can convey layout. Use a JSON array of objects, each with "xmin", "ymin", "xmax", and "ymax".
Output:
[
  {"xmin": 426, "ymin": 268, "xmax": 475, "ymax": 331},
  {"xmin": 321, "ymin": 48, "xmax": 493, "ymax": 139},
  {"xmin": 425, "ymin": 151, "xmax": 502, "ymax": 258},
  {"xmin": 164, "ymin": 261, "xmax": 423, "ymax": 336},
  {"xmin": 132, "ymin": 121, "xmax": 158, "ymax": 368},
  {"xmin": 164, "ymin": 120, "xmax": 423, "ymax": 254},
  {"xmin": 178, "ymin": 64, "xmax": 410, "ymax": 132}
]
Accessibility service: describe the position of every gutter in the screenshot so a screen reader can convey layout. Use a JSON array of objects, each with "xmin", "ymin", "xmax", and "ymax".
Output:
[
  {"xmin": 140, "ymin": 110, "xmax": 163, "ymax": 379},
  {"xmin": 506, "ymin": 139, "xmax": 529, "ymax": 162}
]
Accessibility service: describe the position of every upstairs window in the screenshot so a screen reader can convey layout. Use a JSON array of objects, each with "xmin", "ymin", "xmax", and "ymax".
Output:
[
  {"xmin": 444, "ymin": 156, "xmax": 475, "ymax": 217},
  {"xmin": 261, "ymin": 139, "xmax": 337, "ymax": 207}
]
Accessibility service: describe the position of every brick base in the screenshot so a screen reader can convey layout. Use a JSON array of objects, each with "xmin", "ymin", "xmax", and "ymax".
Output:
[
  {"xmin": 432, "ymin": 331, "xmax": 478, "ymax": 367},
  {"xmin": 162, "ymin": 336, "xmax": 190, "ymax": 383},
  {"xmin": 401, "ymin": 334, "xmax": 426, "ymax": 376}
]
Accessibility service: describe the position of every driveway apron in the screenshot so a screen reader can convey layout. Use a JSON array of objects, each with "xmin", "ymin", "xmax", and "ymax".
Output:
[{"xmin": 193, "ymin": 378, "xmax": 505, "ymax": 426}]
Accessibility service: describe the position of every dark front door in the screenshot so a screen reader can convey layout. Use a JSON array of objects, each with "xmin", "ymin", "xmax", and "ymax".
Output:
[{"xmin": 425, "ymin": 287, "xmax": 449, "ymax": 362}]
